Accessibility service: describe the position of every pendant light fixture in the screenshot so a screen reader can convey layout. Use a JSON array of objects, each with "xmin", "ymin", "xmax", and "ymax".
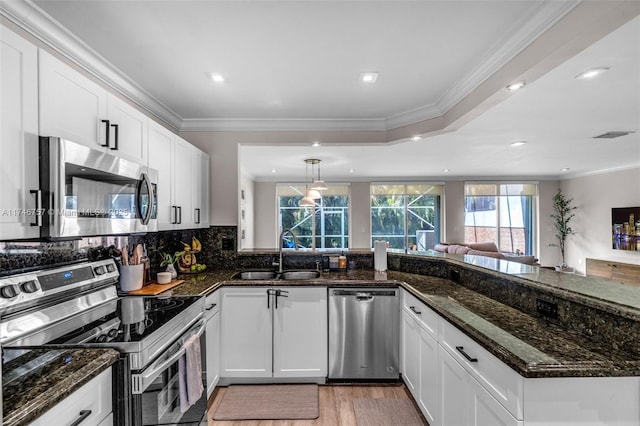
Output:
[
  {"xmin": 298, "ymin": 159, "xmax": 327, "ymax": 206},
  {"xmin": 309, "ymin": 158, "xmax": 328, "ymax": 191}
]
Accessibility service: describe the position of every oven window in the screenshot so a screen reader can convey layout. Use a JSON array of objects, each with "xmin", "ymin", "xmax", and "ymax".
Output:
[{"xmin": 139, "ymin": 334, "xmax": 207, "ymax": 425}]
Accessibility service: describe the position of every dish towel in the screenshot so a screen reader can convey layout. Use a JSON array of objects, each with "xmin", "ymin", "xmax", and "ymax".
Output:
[{"xmin": 178, "ymin": 334, "xmax": 204, "ymax": 413}]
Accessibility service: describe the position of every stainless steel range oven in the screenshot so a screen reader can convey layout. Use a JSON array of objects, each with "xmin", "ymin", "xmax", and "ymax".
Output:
[{"xmin": 0, "ymin": 259, "xmax": 207, "ymax": 426}]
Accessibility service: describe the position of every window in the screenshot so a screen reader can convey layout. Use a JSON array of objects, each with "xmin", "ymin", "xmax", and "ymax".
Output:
[
  {"xmin": 370, "ymin": 184, "xmax": 443, "ymax": 250},
  {"xmin": 277, "ymin": 184, "xmax": 350, "ymax": 249},
  {"xmin": 464, "ymin": 183, "xmax": 537, "ymax": 255}
]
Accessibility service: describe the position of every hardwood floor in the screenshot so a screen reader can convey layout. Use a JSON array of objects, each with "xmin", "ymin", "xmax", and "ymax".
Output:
[{"xmin": 204, "ymin": 384, "xmax": 428, "ymax": 426}]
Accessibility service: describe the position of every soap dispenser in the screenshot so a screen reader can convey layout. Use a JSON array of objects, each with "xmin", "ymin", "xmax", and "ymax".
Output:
[{"xmin": 338, "ymin": 251, "xmax": 347, "ymax": 270}]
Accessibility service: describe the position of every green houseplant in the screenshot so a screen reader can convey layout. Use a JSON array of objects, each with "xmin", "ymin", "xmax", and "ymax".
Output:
[{"xmin": 549, "ymin": 189, "xmax": 577, "ymax": 271}]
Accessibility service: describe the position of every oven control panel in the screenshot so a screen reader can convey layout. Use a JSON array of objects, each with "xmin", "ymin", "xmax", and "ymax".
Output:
[{"xmin": 0, "ymin": 259, "xmax": 119, "ymax": 312}]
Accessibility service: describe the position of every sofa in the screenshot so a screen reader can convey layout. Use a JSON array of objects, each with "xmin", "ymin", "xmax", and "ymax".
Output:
[{"xmin": 433, "ymin": 242, "xmax": 539, "ymax": 265}]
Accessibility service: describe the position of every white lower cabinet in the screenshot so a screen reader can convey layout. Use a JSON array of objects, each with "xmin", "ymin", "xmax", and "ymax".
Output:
[
  {"xmin": 220, "ymin": 287, "xmax": 327, "ymax": 381},
  {"xmin": 440, "ymin": 347, "xmax": 521, "ymax": 426},
  {"xmin": 418, "ymin": 327, "xmax": 439, "ymax": 425},
  {"xmin": 401, "ymin": 309, "xmax": 420, "ymax": 394},
  {"xmin": 30, "ymin": 367, "xmax": 112, "ymax": 426},
  {"xmin": 205, "ymin": 290, "xmax": 220, "ymax": 397}
]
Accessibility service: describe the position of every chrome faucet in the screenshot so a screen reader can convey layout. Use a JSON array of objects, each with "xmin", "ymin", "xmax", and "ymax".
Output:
[{"xmin": 274, "ymin": 228, "xmax": 298, "ymax": 273}]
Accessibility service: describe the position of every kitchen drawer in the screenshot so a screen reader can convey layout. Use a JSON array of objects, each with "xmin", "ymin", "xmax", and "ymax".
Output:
[
  {"xmin": 205, "ymin": 290, "xmax": 220, "ymax": 318},
  {"xmin": 30, "ymin": 367, "xmax": 112, "ymax": 426},
  {"xmin": 440, "ymin": 319, "xmax": 523, "ymax": 420},
  {"xmin": 402, "ymin": 289, "xmax": 438, "ymax": 340}
]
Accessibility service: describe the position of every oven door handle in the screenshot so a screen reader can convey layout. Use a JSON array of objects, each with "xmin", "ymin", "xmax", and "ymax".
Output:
[{"xmin": 131, "ymin": 319, "xmax": 206, "ymax": 394}]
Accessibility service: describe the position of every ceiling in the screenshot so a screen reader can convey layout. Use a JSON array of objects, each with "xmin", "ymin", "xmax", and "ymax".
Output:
[{"xmin": 14, "ymin": 1, "xmax": 640, "ymax": 180}]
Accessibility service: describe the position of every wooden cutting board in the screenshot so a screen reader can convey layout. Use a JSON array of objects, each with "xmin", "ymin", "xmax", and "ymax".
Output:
[{"xmin": 126, "ymin": 280, "xmax": 185, "ymax": 295}]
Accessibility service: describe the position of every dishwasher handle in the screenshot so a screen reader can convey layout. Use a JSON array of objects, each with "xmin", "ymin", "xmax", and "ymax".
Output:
[{"xmin": 356, "ymin": 292, "xmax": 373, "ymax": 301}]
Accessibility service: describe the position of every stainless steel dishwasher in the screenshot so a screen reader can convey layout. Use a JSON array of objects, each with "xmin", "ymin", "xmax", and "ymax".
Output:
[{"xmin": 328, "ymin": 288, "xmax": 399, "ymax": 380}]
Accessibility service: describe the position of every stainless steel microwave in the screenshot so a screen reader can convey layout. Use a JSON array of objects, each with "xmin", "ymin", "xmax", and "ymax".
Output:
[{"xmin": 36, "ymin": 137, "xmax": 158, "ymax": 239}]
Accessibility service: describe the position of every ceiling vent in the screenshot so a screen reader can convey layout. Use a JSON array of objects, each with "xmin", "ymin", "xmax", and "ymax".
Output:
[{"xmin": 593, "ymin": 131, "xmax": 634, "ymax": 139}]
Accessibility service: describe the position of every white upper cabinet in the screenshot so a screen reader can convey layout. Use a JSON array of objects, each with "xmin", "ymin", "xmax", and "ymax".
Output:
[
  {"xmin": 39, "ymin": 50, "xmax": 147, "ymax": 164},
  {"xmin": 105, "ymin": 93, "xmax": 148, "ymax": 164},
  {"xmin": 39, "ymin": 49, "xmax": 108, "ymax": 147},
  {"xmin": 192, "ymin": 148, "xmax": 210, "ymax": 228},
  {"xmin": 0, "ymin": 25, "xmax": 40, "ymax": 240},
  {"xmin": 148, "ymin": 121, "xmax": 208, "ymax": 230}
]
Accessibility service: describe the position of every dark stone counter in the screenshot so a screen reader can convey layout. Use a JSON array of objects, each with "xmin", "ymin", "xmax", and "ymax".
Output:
[
  {"xmin": 167, "ymin": 266, "xmax": 640, "ymax": 379},
  {"xmin": 2, "ymin": 348, "xmax": 119, "ymax": 426}
]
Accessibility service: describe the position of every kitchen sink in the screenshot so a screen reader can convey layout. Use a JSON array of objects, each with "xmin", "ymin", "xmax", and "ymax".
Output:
[
  {"xmin": 232, "ymin": 270, "xmax": 321, "ymax": 280},
  {"xmin": 280, "ymin": 270, "xmax": 321, "ymax": 280},
  {"xmin": 234, "ymin": 271, "xmax": 279, "ymax": 280}
]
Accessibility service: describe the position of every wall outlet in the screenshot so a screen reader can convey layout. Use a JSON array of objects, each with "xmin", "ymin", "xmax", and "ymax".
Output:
[
  {"xmin": 536, "ymin": 298, "xmax": 558, "ymax": 320},
  {"xmin": 450, "ymin": 269, "xmax": 461, "ymax": 283},
  {"xmin": 221, "ymin": 237, "xmax": 235, "ymax": 251}
]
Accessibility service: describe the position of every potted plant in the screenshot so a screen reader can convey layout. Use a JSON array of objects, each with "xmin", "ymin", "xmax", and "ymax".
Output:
[
  {"xmin": 159, "ymin": 251, "xmax": 178, "ymax": 279},
  {"xmin": 549, "ymin": 189, "xmax": 577, "ymax": 272}
]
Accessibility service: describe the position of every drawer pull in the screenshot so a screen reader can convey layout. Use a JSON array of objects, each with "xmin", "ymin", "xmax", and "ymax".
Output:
[
  {"xmin": 205, "ymin": 303, "xmax": 217, "ymax": 311},
  {"xmin": 456, "ymin": 346, "xmax": 478, "ymax": 363},
  {"xmin": 409, "ymin": 306, "xmax": 422, "ymax": 315},
  {"xmin": 70, "ymin": 409, "xmax": 92, "ymax": 426}
]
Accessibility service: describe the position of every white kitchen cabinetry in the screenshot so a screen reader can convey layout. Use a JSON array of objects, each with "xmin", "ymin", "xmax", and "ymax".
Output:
[
  {"xmin": 401, "ymin": 309, "xmax": 420, "ymax": 394},
  {"xmin": 0, "ymin": 25, "xmax": 40, "ymax": 240},
  {"xmin": 205, "ymin": 290, "xmax": 220, "ymax": 397},
  {"xmin": 148, "ymin": 121, "xmax": 207, "ymax": 230},
  {"xmin": 220, "ymin": 287, "xmax": 272, "ymax": 378},
  {"xmin": 192, "ymin": 148, "xmax": 210, "ymax": 228},
  {"xmin": 401, "ymin": 290, "xmax": 439, "ymax": 425},
  {"xmin": 440, "ymin": 347, "xmax": 521, "ymax": 426},
  {"xmin": 30, "ymin": 367, "xmax": 113, "ymax": 426},
  {"xmin": 273, "ymin": 286, "xmax": 327, "ymax": 378},
  {"xmin": 39, "ymin": 50, "xmax": 147, "ymax": 164},
  {"xmin": 220, "ymin": 287, "xmax": 327, "ymax": 381}
]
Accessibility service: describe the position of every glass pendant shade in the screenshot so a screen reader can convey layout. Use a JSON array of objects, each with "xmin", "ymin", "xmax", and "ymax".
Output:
[
  {"xmin": 306, "ymin": 188, "xmax": 322, "ymax": 199},
  {"xmin": 299, "ymin": 196, "xmax": 315, "ymax": 207},
  {"xmin": 309, "ymin": 180, "xmax": 328, "ymax": 191}
]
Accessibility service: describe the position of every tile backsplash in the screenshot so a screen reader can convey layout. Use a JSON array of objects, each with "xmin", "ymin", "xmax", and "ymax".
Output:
[{"xmin": 0, "ymin": 226, "xmax": 237, "ymax": 276}]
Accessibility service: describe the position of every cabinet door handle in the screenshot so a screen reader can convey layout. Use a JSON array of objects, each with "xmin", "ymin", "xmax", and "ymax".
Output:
[
  {"xmin": 195, "ymin": 208, "xmax": 201, "ymax": 224},
  {"xmin": 171, "ymin": 206, "xmax": 178, "ymax": 224},
  {"xmin": 409, "ymin": 306, "xmax": 422, "ymax": 315},
  {"xmin": 266, "ymin": 289, "xmax": 277, "ymax": 309},
  {"xmin": 70, "ymin": 409, "xmax": 92, "ymax": 426},
  {"xmin": 177, "ymin": 206, "xmax": 182, "ymax": 224},
  {"xmin": 110, "ymin": 123, "xmax": 119, "ymax": 150},
  {"xmin": 100, "ymin": 120, "xmax": 110, "ymax": 147},
  {"xmin": 205, "ymin": 303, "xmax": 217, "ymax": 311},
  {"xmin": 30, "ymin": 189, "xmax": 42, "ymax": 227},
  {"xmin": 456, "ymin": 346, "xmax": 478, "ymax": 363}
]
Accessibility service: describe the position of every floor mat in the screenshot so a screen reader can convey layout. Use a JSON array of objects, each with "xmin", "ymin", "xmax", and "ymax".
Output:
[
  {"xmin": 212, "ymin": 384, "xmax": 319, "ymax": 420},
  {"xmin": 353, "ymin": 398, "xmax": 425, "ymax": 426}
]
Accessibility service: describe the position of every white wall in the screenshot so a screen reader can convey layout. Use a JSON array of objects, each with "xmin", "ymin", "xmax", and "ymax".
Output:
[
  {"xmin": 179, "ymin": 132, "xmax": 239, "ymax": 225},
  {"xmin": 254, "ymin": 181, "xmax": 277, "ymax": 248},
  {"xmin": 560, "ymin": 167, "xmax": 640, "ymax": 274},
  {"xmin": 350, "ymin": 181, "xmax": 371, "ymax": 248},
  {"xmin": 239, "ymin": 174, "xmax": 255, "ymax": 249}
]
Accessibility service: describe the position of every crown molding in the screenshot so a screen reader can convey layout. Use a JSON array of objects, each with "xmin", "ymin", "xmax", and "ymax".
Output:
[
  {"xmin": 0, "ymin": 0, "xmax": 183, "ymax": 130},
  {"xmin": 180, "ymin": 117, "xmax": 389, "ymax": 132},
  {"xmin": 435, "ymin": 0, "xmax": 580, "ymax": 114},
  {"xmin": 0, "ymin": 0, "xmax": 579, "ymax": 135}
]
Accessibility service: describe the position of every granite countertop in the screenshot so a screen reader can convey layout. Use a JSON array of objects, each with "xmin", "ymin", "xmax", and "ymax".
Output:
[
  {"xmin": 168, "ymin": 268, "xmax": 640, "ymax": 379},
  {"xmin": 2, "ymin": 348, "xmax": 119, "ymax": 426}
]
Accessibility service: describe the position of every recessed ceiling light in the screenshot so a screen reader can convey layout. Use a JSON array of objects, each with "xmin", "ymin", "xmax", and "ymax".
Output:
[
  {"xmin": 443, "ymin": 169, "xmax": 450, "ymax": 173},
  {"xmin": 506, "ymin": 81, "xmax": 526, "ymax": 92},
  {"xmin": 349, "ymin": 169, "xmax": 355, "ymax": 173},
  {"xmin": 561, "ymin": 168, "xmax": 570, "ymax": 172},
  {"xmin": 575, "ymin": 67, "xmax": 610, "ymax": 79},
  {"xmin": 312, "ymin": 141, "xmax": 321, "ymax": 147},
  {"xmin": 511, "ymin": 141, "xmax": 527, "ymax": 147},
  {"xmin": 360, "ymin": 72, "xmax": 379, "ymax": 83},
  {"xmin": 208, "ymin": 73, "xmax": 225, "ymax": 83},
  {"xmin": 410, "ymin": 136, "xmax": 422, "ymax": 141},
  {"xmin": 271, "ymin": 169, "xmax": 276, "ymax": 173}
]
